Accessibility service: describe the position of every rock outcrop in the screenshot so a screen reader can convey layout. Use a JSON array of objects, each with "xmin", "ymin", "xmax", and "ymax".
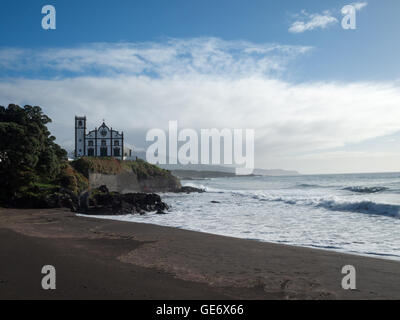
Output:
[
  {"xmin": 9, "ymin": 185, "xmax": 170, "ymax": 215},
  {"xmin": 176, "ymin": 186, "xmax": 205, "ymax": 193},
  {"xmin": 81, "ymin": 185, "xmax": 169, "ymax": 215}
]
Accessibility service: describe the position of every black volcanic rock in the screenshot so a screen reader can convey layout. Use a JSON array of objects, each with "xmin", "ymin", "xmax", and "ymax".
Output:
[
  {"xmin": 176, "ymin": 186, "xmax": 205, "ymax": 194},
  {"xmin": 83, "ymin": 185, "xmax": 169, "ymax": 215}
]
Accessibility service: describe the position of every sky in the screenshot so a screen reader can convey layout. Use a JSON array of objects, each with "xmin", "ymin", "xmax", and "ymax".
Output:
[{"xmin": 1, "ymin": 0, "xmax": 400, "ymax": 174}]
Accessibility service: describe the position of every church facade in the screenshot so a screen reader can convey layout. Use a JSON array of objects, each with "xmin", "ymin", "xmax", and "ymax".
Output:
[{"xmin": 75, "ymin": 116, "xmax": 125, "ymax": 160}]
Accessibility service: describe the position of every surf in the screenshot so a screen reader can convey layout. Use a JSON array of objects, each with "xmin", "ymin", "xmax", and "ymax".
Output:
[{"xmin": 342, "ymin": 186, "xmax": 388, "ymax": 193}]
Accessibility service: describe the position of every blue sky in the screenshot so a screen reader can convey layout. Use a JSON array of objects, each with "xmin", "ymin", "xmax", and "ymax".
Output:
[
  {"xmin": 1, "ymin": 0, "xmax": 400, "ymax": 173},
  {"xmin": 1, "ymin": 0, "xmax": 399, "ymax": 82}
]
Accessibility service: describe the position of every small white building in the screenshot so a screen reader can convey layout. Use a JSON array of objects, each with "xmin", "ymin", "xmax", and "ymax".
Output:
[{"xmin": 75, "ymin": 116, "xmax": 132, "ymax": 160}]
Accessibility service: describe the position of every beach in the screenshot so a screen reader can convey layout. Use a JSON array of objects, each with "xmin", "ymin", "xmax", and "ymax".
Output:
[{"xmin": 0, "ymin": 207, "xmax": 399, "ymax": 300}]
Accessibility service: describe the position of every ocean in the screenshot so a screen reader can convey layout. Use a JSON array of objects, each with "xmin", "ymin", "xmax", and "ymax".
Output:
[{"xmin": 87, "ymin": 172, "xmax": 400, "ymax": 261}]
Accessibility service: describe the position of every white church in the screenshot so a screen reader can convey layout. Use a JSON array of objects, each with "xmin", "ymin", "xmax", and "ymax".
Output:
[{"xmin": 74, "ymin": 116, "xmax": 132, "ymax": 160}]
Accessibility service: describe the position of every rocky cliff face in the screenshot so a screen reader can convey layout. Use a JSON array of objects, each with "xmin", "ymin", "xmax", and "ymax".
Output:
[
  {"xmin": 5, "ymin": 158, "xmax": 202, "ymax": 212},
  {"xmin": 89, "ymin": 171, "xmax": 182, "ymax": 193},
  {"xmin": 72, "ymin": 157, "xmax": 182, "ymax": 194}
]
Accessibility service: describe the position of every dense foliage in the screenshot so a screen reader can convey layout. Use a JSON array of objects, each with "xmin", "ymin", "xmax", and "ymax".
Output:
[
  {"xmin": 57, "ymin": 162, "xmax": 89, "ymax": 195},
  {"xmin": 0, "ymin": 104, "xmax": 67, "ymax": 204}
]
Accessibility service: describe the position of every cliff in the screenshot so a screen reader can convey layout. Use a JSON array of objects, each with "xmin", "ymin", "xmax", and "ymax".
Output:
[
  {"xmin": 5, "ymin": 158, "xmax": 195, "ymax": 211},
  {"xmin": 71, "ymin": 157, "xmax": 182, "ymax": 193}
]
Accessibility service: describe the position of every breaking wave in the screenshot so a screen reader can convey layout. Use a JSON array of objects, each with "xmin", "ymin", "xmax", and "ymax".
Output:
[
  {"xmin": 343, "ymin": 186, "xmax": 388, "ymax": 193},
  {"xmin": 183, "ymin": 182, "xmax": 400, "ymax": 218},
  {"xmin": 314, "ymin": 199, "xmax": 400, "ymax": 217},
  {"xmin": 251, "ymin": 193, "xmax": 400, "ymax": 218},
  {"xmin": 297, "ymin": 183, "xmax": 326, "ymax": 188}
]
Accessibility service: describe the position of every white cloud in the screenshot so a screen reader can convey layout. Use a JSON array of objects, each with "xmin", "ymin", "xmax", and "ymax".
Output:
[
  {"xmin": 289, "ymin": 10, "xmax": 338, "ymax": 33},
  {"xmin": 1, "ymin": 75, "xmax": 400, "ymax": 172},
  {"xmin": 0, "ymin": 38, "xmax": 399, "ymax": 174}
]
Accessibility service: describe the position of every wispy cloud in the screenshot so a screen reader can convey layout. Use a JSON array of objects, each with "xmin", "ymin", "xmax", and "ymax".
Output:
[
  {"xmin": 0, "ymin": 38, "xmax": 311, "ymax": 78},
  {"xmin": 289, "ymin": 10, "xmax": 338, "ymax": 33}
]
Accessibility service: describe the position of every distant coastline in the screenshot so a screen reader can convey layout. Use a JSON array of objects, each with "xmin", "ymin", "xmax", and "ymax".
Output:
[
  {"xmin": 171, "ymin": 170, "xmax": 255, "ymax": 180},
  {"xmin": 171, "ymin": 169, "xmax": 300, "ymax": 180}
]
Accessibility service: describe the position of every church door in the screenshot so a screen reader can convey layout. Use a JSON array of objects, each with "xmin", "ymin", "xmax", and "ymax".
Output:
[{"xmin": 100, "ymin": 147, "xmax": 108, "ymax": 157}]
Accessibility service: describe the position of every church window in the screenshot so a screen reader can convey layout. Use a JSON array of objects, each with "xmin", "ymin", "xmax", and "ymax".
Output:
[
  {"xmin": 101, "ymin": 140, "xmax": 106, "ymax": 146},
  {"xmin": 100, "ymin": 147, "xmax": 107, "ymax": 157},
  {"xmin": 114, "ymin": 140, "xmax": 119, "ymax": 146},
  {"xmin": 88, "ymin": 141, "xmax": 93, "ymax": 146}
]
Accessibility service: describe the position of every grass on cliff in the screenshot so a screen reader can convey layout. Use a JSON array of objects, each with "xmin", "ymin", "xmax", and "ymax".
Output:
[
  {"xmin": 71, "ymin": 157, "xmax": 172, "ymax": 181},
  {"xmin": 122, "ymin": 159, "xmax": 171, "ymax": 180},
  {"xmin": 71, "ymin": 157, "xmax": 124, "ymax": 178}
]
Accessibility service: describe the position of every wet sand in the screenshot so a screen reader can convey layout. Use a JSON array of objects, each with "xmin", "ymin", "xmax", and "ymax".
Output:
[{"xmin": 0, "ymin": 208, "xmax": 399, "ymax": 300}]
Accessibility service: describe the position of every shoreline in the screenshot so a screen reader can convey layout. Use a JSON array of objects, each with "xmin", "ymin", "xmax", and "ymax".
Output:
[
  {"xmin": 1, "ymin": 207, "xmax": 400, "ymax": 299},
  {"xmin": 80, "ymin": 213, "xmax": 400, "ymax": 263}
]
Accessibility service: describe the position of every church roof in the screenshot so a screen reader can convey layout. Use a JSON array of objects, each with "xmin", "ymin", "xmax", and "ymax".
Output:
[{"xmin": 99, "ymin": 122, "xmax": 109, "ymax": 130}]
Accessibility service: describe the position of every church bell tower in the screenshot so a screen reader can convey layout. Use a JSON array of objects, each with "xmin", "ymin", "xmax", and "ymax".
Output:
[{"xmin": 75, "ymin": 116, "xmax": 86, "ymax": 158}]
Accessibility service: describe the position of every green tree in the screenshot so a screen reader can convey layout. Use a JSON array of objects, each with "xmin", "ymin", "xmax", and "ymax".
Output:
[{"xmin": 0, "ymin": 104, "xmax": 67, "ymax": 203}]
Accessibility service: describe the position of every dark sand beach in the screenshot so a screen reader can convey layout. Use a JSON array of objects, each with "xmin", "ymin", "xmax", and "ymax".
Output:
[{"xmin": 0, "ymin": 207, "xmax": 399, "ymax": 300}]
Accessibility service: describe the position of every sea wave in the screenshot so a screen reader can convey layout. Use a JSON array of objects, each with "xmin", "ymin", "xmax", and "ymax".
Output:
[
  {"xmin": 343, "ymin": 186, "xmax": 388, "ymax": 193},
  {"xmin": 252, "ymin": 194, "xmax": 400, "ymax": 218},
  {"xmin": 183, "ymin": 182, "xmax": 400, "ymax": 218},
  {"xmin": 314, "ymin": 199, "xmax": 400, "ymax": 217},
  {"xmin": 297, "ymin": 183, "xmax": 325, "ymax": 188},
  {"xmin": 182, "ymin": 182, "xmax": 225, "ymax": 193}
]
